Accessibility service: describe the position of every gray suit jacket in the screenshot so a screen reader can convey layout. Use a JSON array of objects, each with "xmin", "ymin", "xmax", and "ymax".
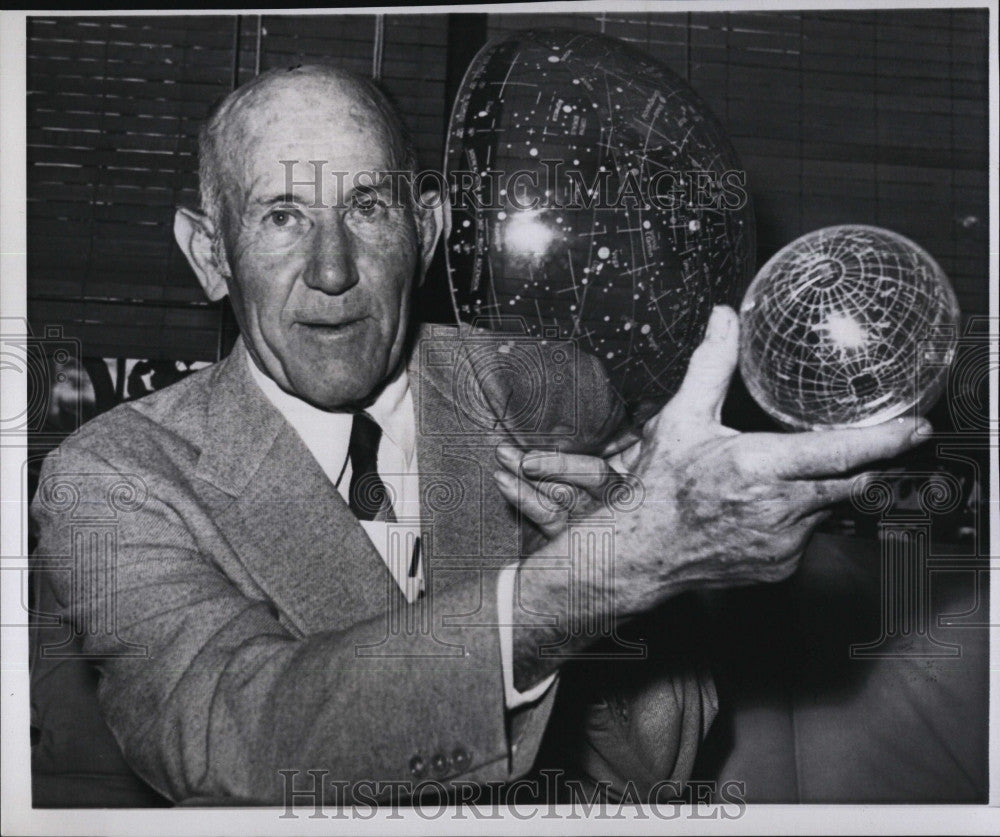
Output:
[{"xmin": 31, "ymin": 324, "xmax": 639, "ymax": 804}]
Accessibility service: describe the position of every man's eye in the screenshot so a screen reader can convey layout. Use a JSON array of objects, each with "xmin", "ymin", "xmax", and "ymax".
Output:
[
  {"xmin": 351, "ymin": 193, "xmax": 387, "ymax": 218},
  {"xmin": 267, "ymin": 210, "xmax": 299, "ymax": 227}
]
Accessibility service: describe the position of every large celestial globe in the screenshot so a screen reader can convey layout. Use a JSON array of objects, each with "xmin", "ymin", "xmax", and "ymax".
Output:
[
  {"xmin": 739, "ymin": 225, "xmax": 961, "ymax": 430},
  {"xmin": 445, "ymin": 29, "xmax": 755, "ymax": 426}
]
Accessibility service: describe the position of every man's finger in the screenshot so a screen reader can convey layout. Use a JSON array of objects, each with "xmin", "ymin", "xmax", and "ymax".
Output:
[
  {"xmin": 495, "ymin": 443, "xmax": 524, "ymax": 474},
  {"xmin": 793, "ymin": 472, "xmax": 876, "ymax": 512},
  {"xmin": 665, "ymin": 305, "xmax": 739, "ymax": 424},
  {"xmin": 767, "ymin": 417, "xmax": 931, "ymax": 479},
  {"xmin": 599, "ymin": 428, "xmax": 642, "ymax": 458},
  {"xmin": 493, "ymin": 470, "xmax": 568, "ymax": 533},
  {"xmin": 532, "ymin": 479, "xmax": 586, "ymax": 512},
  {"xmin": 521, "ymin": 450, "xmax": 613, "ymax": 492}
]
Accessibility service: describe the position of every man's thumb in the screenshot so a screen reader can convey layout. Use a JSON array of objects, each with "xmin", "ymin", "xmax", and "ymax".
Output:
[{"xmin": 667, "ymin": 305, "xmax": 739, "ymax": 423}]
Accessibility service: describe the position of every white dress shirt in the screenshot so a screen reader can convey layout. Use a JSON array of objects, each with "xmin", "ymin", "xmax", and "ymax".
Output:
[{"xmin": 247, "ymin": 357, "xmax": 554, "ymax": 708}]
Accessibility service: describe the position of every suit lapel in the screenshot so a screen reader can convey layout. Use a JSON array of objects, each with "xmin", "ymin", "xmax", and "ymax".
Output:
[
  {"xmin": 409, "ymin": 325, "xmax": 522, "ymax": 575},
  {"xmin": 197, "ymin": 341, "xmax": 393, "ymax": 636}
]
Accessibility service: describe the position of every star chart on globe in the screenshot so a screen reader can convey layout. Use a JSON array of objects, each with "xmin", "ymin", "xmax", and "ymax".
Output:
[{"xmin": 445, "ymin": 29, "xmax": 755, "ymax": 426}]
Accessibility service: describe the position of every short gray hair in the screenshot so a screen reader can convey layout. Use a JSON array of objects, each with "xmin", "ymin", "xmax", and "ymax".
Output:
[{"xmin": 197, "ymin": 64, "xmax": 419, "ymax": 225}]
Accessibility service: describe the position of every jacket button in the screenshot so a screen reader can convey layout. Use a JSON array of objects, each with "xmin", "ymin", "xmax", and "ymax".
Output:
[
  {"xmin": 409, "ymin": 755, "xmax": 426, "ymax": 778},
  {"xmin": 452, "ymin": 748, "xmax": 470, "ymax": 769},
  {"xmin": 430, "ymin": 753, "xmax": 449, "ymax": 774}
]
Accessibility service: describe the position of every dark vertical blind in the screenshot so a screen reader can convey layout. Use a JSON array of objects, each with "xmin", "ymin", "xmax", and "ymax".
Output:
[{"xmin": 27, "ymin": 16, "xmax": 236, "ymax": 360}]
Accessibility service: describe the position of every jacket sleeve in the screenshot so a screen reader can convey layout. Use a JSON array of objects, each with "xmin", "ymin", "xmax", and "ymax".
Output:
[{"xmin": 31, "ymin": 441, "xmax": 554, "ymax": 804}]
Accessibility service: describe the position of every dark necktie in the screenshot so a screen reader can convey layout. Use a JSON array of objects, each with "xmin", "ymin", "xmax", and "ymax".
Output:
[{"xmin": 347, "ymin": 412, "xmax": 395, "ymax": 522}]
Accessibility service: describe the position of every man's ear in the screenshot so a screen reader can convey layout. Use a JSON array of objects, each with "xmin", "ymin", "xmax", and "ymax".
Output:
[
  {"xmin": 414, "ymin": 191, "xmax": 445, "ymax": 284},
  {"xmin": 173, "ymin": 206, "xmax": 230, "ymax": 301}
]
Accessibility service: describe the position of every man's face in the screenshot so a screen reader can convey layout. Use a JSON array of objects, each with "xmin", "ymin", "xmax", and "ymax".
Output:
[{"xmin": 216, "ymin": 80, "xmax": 426, "ymax": 409}]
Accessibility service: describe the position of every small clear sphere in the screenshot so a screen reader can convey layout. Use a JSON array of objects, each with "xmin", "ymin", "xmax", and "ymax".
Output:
[{"xmin": 739, "ymin": 225, "xmax": 961, "ymax": 430}]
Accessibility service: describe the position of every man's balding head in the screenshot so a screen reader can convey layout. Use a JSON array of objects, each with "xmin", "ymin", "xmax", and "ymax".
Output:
[{"xmin": 198, "ymin": 65, "xmax": 418, "ymax": 226}]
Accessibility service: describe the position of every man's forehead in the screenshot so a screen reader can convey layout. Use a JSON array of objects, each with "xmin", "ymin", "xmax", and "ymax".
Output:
[
  {"xmin": 214, "ymin": 80, "xmax": 395, "ymax": 207},
  {"xmin": 230, "ymin": 77, "xmax": 378, "ymax": 141}
]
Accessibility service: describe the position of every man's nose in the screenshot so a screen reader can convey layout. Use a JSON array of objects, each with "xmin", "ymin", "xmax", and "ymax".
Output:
[{"xmin": 303, "ymin": 216, "xmax": 359, "ymax": 294}]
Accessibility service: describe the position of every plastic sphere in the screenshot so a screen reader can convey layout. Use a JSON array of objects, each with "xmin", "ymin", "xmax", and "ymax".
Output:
[
  {"xmin": 445, "ymin": 29, "xmax": 755, "ymax": 425},
  {"xmin": 739, "ymin": 225, "xmax": 961, "ymax": 430}
]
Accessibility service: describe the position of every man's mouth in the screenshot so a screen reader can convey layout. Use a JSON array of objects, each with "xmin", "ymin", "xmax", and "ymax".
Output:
[{"xmin": 295, "ymin": 316, "xmax": 366, "ymax": 336}]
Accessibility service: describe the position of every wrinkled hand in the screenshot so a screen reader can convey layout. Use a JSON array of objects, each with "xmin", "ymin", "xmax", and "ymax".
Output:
[
  {"xmin": 498, "ymin": 305, "xmax": 928, "ymax": 616},
  {"xmin": 611, "ymin": 304, "xmax": 927, "ymax": 613}
]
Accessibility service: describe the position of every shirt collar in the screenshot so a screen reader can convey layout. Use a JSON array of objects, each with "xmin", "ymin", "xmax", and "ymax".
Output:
[
  {"xmin": 364, "ymin": 361, "xmax": 415, "ymax": 466},
  {"xmin": 246, "ymin": 354, "xmax": 416, "ymax": 480}
]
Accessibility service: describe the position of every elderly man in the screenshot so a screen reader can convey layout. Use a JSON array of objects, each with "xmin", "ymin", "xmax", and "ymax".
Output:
[{"xmin": 30, "ymin": 65, "xmax": 923, "ymax": 806}]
